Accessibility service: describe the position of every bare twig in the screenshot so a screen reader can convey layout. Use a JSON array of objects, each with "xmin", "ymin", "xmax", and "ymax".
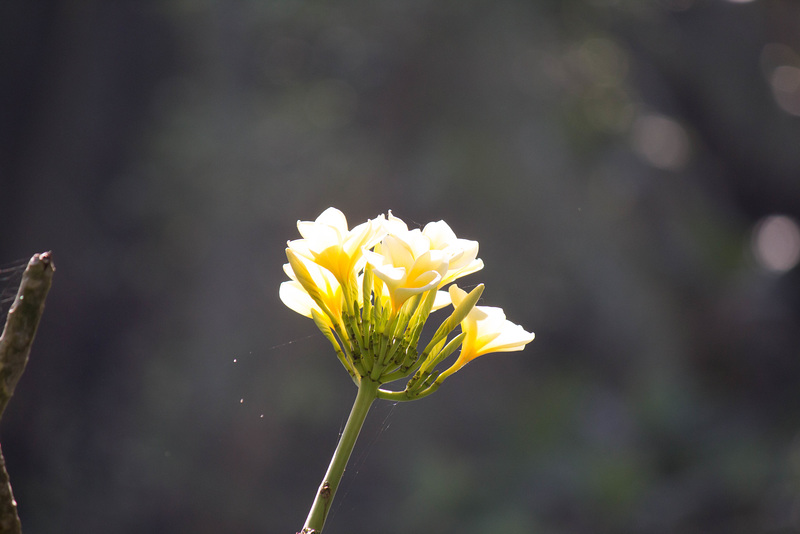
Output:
[{"xmin": 0, "ymin": 252, "xmax": 55, "ymax": 534}]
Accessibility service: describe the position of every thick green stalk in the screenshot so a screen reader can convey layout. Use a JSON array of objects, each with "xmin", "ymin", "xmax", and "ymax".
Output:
[{"xmin": 301, "ymin": 377, "xmax": 380, "ymax": 533}]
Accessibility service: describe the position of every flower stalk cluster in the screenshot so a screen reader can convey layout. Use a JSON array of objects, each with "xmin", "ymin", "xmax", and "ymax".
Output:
[
  {"xmin": 281, "ymin": 208, "xmax": 533, "ymax": 400},
  {"xmin": 281, "ymin": 208, "xmax": 533, "ymax": 533}
]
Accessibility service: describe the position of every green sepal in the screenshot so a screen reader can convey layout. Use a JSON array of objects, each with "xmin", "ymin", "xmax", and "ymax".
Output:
[
  {"xmin": 376, "ymin": 370, "xmax": 443, "ymax": 402},
  {"xmin": 403, "ymin": 288, "xmax": 438, "ymax": 349},
  {"xmin": 361, "ymin": 264, "xmax": 374, "ymax": 349},
  {"xmin": 311, "ymin": 308, "xmax": 361, "ymax": 382},
  {"xmin": 418, "ymin": 331, "xmax": 466, "ymax": 378},
  {"xmin": 405, "ymin": 337, "xmax": 447, "ymax": 391}
]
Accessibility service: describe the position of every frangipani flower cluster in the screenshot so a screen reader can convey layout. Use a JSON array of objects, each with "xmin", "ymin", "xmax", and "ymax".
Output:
[{"xmin": 280, "ymin": 207, "xmax": 533, "ymax": 399}]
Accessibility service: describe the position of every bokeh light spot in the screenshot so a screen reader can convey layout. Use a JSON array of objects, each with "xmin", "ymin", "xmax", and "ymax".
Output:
[
  {"xmin": 769, "ymin": 65, "xmax": 800, "ymax": 116},
  {"xmin": 752, "ymin": 215, "xmax": 800, "ymax": 273},
  {"xmin": 631, "ymin": 113, "xmax": 690, "ymax": 171}
]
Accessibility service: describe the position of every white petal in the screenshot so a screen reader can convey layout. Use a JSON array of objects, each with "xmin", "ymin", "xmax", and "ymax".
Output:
[
  {"xmin": 286, "ymin": 238, "xmax": 313, "ymax": 258},
  {"xmin": 446, "ymin": 239, "xmax": 479, "ymax": 268},
  {"xmin": 371, "ymin": 263, "xmax": 407, "ymax": 284},
  {"xmin": 432, "ymin": 290, "xmax": 452, "ymax": 311},
  {"xmin": 315, "ymin": 207, "xmax": 348, "ymax": 232},
  {"xmin": 394, "ymin": 284, "xmax": 433, "ymax": 304},
  {"xmin": 384, "ymin": 210, "xmax": 409, "ymax": 234},
  {"xmin": 423, "ymin": 220, "xmax": 457, "ymax": 248},
  {"xmin": 296, "ymin": 223, "xmax": 341, "ymax": 251},
  {"xmin": 405, "ymin": 229, "xmax": 431, "ymax": 258},
  {"xmin": 483, "ymin": 322, "xmax": 535, "ymax": 353},
  {"xmin": 363, "ymin": 249, "xmax": 388, "ymax": 268},
  {"xmin": 343, "ymin": 220, "xmax": 373, "ymax": 255},
  {"xmin": 448, "ymin": 284, "xmax": 468, "ymax": 307},
  {"xmin": 382, "ymin": 235, "xmax": 415, "ymax": 268},
  {"xmin": 475, "ymin": 305, "xmax": 508, "ymax": 331},
  {"xmin": 279, "ymin": 281, "xmax": 317, "ymax": 318}
]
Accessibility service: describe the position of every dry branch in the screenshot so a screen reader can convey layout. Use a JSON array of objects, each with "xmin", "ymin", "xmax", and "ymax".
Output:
[{"xmin": 0, "ymin": 252, "xmax": 55, "ymax": 534}]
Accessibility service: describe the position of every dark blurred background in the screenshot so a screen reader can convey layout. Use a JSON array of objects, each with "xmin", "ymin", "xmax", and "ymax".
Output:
[{"xmin": 2, "ymin": 1, "xmax": 800, "ymax": 533}]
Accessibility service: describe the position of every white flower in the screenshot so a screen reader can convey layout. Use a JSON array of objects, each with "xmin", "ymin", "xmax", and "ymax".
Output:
[
  {"xmin": 287, "ymin": 207, "xmax": 385, "ymax": 289},
  {"xmin": 422, "ymin": 220, "xmax": 484, "ymax": 286},
  {"xmin": 365, "ymin": 212, "xmax": 484, "ymax": 312},
  {"xmin": 364, "ymin": 226, "xmax": 449, "ymax": 311},
  {"xmin": 279, "ymin": 250, "xmax": 344, "ymax": 327},
  {"xmin": 438, "ymin": 284, "xmax": 534, "ymax": 379}
]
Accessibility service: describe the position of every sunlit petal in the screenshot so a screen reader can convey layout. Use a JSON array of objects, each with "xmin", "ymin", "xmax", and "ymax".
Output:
[
  {"xmin": 432, "ymin": 290, "xmax": 452, "ymax": 311},
  {"xmin": 440, "ymin": 284, "xmax": 534, "ymax": 377},
  {"xmin": 315, "ymin": 207, "xmax": 349, "ymax": 232},
  {"xmin": 367, "ymin": 216, "xmax": 454, "ymax": 312},
  {"xmin": 279, "ymin": 281, "xmax": 318, "ymax": 318},
  {"xmin": 382, "ymin": 235, "xmax": 415, "ymax": 268},
  {"xmin": 423, "ymin": 220, "xmax": 458, "ymax": 247}
]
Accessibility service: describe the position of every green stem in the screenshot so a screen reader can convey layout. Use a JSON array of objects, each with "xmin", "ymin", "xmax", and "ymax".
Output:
[{"xmin": 301, "ymin": 377, "xmax": 379, "ymax": 533}]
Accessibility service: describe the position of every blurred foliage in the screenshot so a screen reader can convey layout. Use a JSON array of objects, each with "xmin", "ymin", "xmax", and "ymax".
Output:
[{"xmin": 2, "ymin": 0, "xmax": 800, "ymax": 533}]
